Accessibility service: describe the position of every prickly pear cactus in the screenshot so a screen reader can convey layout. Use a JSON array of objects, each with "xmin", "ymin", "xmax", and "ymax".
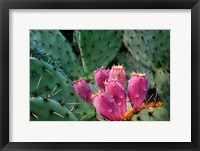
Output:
[
  {"xmin": 30, "ymin": 57, "xmax": 95, "ymax": 121},
  {"xmin": 30, "ymin": 30, "xmax": 170, "ymax": 121},
  {"xmin": 77, "ymin": 30, "xmax": 123, "ymax": 78},
  {"xmin": 30, "ymin": 97, "xmax": 77, "ymax": 121},
  {"xmin": 30, "ymin": 30, "xmax": 84, "ymax": 80}
]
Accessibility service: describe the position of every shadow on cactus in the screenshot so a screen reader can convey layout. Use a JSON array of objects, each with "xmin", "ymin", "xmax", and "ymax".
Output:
[{"xmin": 30, "ymin": 30, "xmax": 170, "ymax": 121}]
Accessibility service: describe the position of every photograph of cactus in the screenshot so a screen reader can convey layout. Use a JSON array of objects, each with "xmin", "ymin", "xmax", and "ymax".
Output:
[{"xmin": 30, "ymin": 30, "xmax": 170, "ymax": 121}]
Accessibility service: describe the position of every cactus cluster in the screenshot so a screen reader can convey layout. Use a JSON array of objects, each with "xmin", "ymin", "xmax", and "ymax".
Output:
[
  {"xmin": 73, "ymin": 65, "xmax": 169, "ymax": 121},
  {"xmin": 30, "ymin": 30, "xmax": 170, "ymax": 121}
]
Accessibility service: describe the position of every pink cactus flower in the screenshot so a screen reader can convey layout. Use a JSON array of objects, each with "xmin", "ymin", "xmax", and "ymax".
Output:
[
  {"xmin": 94, "ymin": 67, "xmax": 109, "ymax": 91},
  {"xmin": 108, "ymin": 65, "xmax": 126, "ymax": 87},
  {"xmin": 73, "ymin": 78, "xmax": 93, "ymax": 101},
  {"xmin": 128, "ymin": 73, "xmax": 148, "ymax": 111}
]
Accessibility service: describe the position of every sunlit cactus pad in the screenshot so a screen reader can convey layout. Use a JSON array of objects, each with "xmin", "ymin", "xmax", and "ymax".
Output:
[{"xmin": 30, "ymin": 30, "xmax": 170, "ymax": 121}]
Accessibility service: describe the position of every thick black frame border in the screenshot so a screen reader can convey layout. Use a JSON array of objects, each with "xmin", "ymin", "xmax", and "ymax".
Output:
[{"xmin": 0, "ymin": 0, "xmax": 199, "ymax": 151}]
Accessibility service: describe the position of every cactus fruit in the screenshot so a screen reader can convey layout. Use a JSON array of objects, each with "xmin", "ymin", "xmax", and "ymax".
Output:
[
  {"xmin": 128, "ymin": 73, "xmax": 148, "ymax": 111},
  {"xmin": 105, "ymin": 79, "xmax": 127, "ymax": 116},
  {"xmin": 108, "ymin": 65, "xmax": 126, "ymax": 87},
  {"xmin": 73, "ymin": 78, "xmax": 93, "ymax": 101},
  {"xmin": 94, "ymin": 67, "xmax": 109, "ymax": 90},
  {"xmin": 30, "ymin": 97, "xmax": 77, "ymax": 121},
  {"xmin": 93, "ymin": 91, "xmax": 121, "ymax": 121},
  {"xmin": 78, "ymin": 30, "xmax": 123, "ymax": 78}
]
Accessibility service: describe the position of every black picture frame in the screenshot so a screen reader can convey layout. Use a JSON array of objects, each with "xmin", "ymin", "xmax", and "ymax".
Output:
[{"xmin": 0, "ymin": 0, "xmax": 199, "ymax": 150}]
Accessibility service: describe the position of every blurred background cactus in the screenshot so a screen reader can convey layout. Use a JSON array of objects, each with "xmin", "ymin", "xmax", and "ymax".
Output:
[{"xmin": 30, "ymin": 30, "xmax": 170, "ymax": 121}]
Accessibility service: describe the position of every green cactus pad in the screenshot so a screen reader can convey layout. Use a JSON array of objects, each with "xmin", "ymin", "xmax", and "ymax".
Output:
[
  {"xmin": 30, "ymin": 97, "xmax": 77, "ymax": 121},
  {"xmin": 30, "ymin": 30, "xmax": 84, "ymax": 80},
  {"xmin": 123, "ymin": 30, "xmax": 156, "ymax": 69},
  {"xmin": 30, "ymin": 57, "xmax": 72, "ymax": 100},
  {"xmin": 143, "ymin": 30, "xmax": 170, "ymax": 70},
  {"xmin": 78, "ymin": 30, "xmax": 123, "ymax": 78},
  {"xmin": 131, "ymin": 106, "xmax": 170, "ymax": 121},
  {"xmin": 123, "ymin": 30, "xmax": 170, "ymax": 70},
  {"xmin": 30, "ymin": 48, "xmax": 67, "ymax": 77},
  {"xmin": 30, "ymin": 57, "xmax": 95, "ymax": 120},
  {"xmin": 154, "ymin": 68, "xmax": 170, "ymax": 108}
]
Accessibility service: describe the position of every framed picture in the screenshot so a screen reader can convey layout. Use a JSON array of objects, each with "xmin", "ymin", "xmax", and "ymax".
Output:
[{"xmin": 0, "ymin": 0, "xmax": 199, "ymax": 150}]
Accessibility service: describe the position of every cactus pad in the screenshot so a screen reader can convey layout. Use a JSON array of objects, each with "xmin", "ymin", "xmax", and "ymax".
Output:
[
  {"xmin": 131, "ymin": 106, "xmax": 170, "ymax": 121},
  {"xmin": 30, "ymin": 30, "xmax": 84, "ymax": 80},
  {"xmin": 30, "ymin": 97, "xmax": 77, "ymax": 121},
  {"xmin": 30, "ymin": 57, "xmax": 95, "ymax": 120},
  {"xmin": 123, "ymin": 30, "xmax": 155, "ymax": 68},
  {"xmin": 143, "ymin": 30, "xmax": 170, "ymax": 70},
  {"xmin": 78, "ymin": 30, "xmax": 123, "ymax": 77}
]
